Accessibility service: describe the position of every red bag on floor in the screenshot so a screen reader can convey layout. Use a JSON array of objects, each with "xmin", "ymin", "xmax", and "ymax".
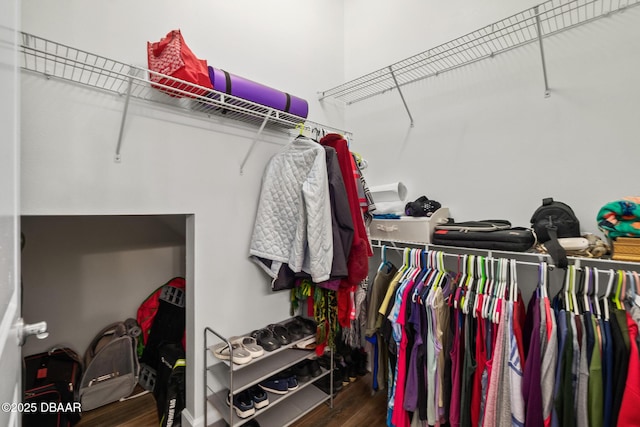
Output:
[{"xmin": 147, "ymin": 29, "xmax": 213, "ymax": 97}]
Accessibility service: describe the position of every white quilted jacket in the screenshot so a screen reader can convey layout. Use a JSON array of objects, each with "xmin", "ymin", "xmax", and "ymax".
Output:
[{"xmin": 249, "ymin": 137, "xmax": 333, "ymax": 283}]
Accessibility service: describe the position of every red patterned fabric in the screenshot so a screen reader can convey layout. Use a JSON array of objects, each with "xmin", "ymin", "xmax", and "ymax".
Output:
[{"xmin": 147, "ymin": 29, "xmax": 213, "ymax": 97}]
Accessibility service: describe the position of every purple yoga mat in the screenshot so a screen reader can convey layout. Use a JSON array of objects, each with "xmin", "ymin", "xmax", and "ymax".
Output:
[{"xmin": 208, "ymin": 66, "xmax": 309, "ymax": 119}]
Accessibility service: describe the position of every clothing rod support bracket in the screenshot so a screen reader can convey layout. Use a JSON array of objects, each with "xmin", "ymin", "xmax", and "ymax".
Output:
[
  {"xmin": 534, "ymin": 6, "xmax": 551, "ymax": 98},
  {"xmin": 389, "ymin": 66, "xmax": 415, "ymax": 127},
  {"xmin": 114, "ymin": 72, "xmax": 135, "ymax": 162},
  {"xmin": 240, "ymin": 109, "xmax": 273, "ymax": 175}
]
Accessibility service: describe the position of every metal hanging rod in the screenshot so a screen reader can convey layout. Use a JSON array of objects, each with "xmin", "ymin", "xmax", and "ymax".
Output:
[
  {"xmin": 319, "ymin": 0, "xmax": 639, "ymax": 105},
  {"xmin": 18, "ymin": 32, "xmax": 351, "ymax": 167},
  {"xmin": 371, "ymin": 240, "xmax": 640, "ymax": 271},
  {"xmin": 372, "ymin": 242, "xmax": 545, "ymax": 268}
]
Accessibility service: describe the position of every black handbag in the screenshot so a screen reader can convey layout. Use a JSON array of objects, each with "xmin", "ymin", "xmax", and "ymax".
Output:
[{"xmin": 433, "ymin": 220, "xmax": 535, "ymax": 252}]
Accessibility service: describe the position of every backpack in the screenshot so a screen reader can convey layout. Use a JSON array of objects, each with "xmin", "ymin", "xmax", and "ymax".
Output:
[
  {"xmin": 79, "ymin": 319, "xmax": 141, "ymax": 411},
  {"xmin": 23, "ymin": 347, "xmax": 83, "ymax": 427},
  {"xmin": 154, "ymin": 343, "xmax": 186, "ymax": 427},
  {"xmin": 136, "ymin": 277, "xmax": 186, "ymax": 360},
  {"xmin": 530, "ymin": 197, "xmax": 581, "ymax": 268}
]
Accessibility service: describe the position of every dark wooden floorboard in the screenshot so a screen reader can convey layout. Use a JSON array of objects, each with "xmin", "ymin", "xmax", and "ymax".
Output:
[
  {"xmin": 76, "ymin": 386, "xmax": 159, "ymax": 427},
  {"xmin": 290, "ymin": 373, "xmax": 388, "ymax": 427},
  {"xmin": 74, "ymin": 374, "xmax": 387, "ymax": 427}
]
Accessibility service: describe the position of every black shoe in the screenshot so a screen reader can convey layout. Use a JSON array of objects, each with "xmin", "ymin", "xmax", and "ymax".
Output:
[
  {"xmin": 354, "ymin": 348, "xmax": 368, "ymax": 376},
  {"xmin": 283, "ymin": 319, "xmax": 305, "ymax": 341},
  {"xmin": 226, "ymin": 390, "xmax": 255, "ymax": 419},
  {"xmin": 308, "ymin": 359, "xmax": 322, "ymax": 377},
  {"xmin": 293, "ymin": 360, "xmax": 312, "ymax": 382},
  {"xmin": 248, "ymin": 385, "xmax": 269, "ymax": 410},
  {"xmin": 250, "ymin": 329, "xmax": 280, "ymax": 352},
  {"xmin": 267, "ymin": 324, "xmax": 291, "ymax": 345},
  {"xmin": 276, "ymin": 369, "xmax": 299, "ymax": 391},
  {"xmin": 314, "ymin": 371, "xmax": 342, "ymax": 395},
  {"xmin": 317, "ymin": 354, "xmax": 332, "ymax": 370},
  {"xmin": 294, "ymin": 316, "xmax": 317, "ymax": 335}
]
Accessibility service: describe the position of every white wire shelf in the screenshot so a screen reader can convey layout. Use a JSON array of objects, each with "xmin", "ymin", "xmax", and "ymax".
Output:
[
  {"xmin": 319, "ymin": 0, "xmax": 640, "ymax": 105},
  {"xmin": 19, "ymin": 32, "xmax": 351, "ymax": 169}
]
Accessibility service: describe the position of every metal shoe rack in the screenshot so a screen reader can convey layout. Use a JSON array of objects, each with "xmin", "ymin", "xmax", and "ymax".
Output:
[
  {"xmin": 319, "ymin": 0, "xmax": 640, "ymax": 125},
  {"xmin": 204, "ymin": 322, "xmax": 334, "ymax": 427},
  {"xmin": 19, "ymin": 31, "xmax": 351, "ymax": 172}
]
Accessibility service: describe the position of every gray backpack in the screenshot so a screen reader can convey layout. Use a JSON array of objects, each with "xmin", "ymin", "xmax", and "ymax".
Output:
[{"xmin": 79, "ymin": 319, "xmax": 141, "ymax": 411}]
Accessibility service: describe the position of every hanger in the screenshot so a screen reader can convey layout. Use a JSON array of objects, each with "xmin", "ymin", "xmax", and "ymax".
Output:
[
  {"xmin": 602, "ymin": 269, "xmax": 614, "ymax": 321},
  {"xmin": 592, "ymin": 267, "xmax": 602, "ymax": 319},
  {"xmin": 538, "ymin": 261, "xmax": 547, "ymax": 300},
  {"xmin": 625, "ymin": 270, "xmax": 634, "ymax": 308},
  {"xmin": 411, "ymin": 250, "xmax": 428, "ymax": 303},
  {"xmin": 462, "ymin": 255, "xmax": 476, "ymax": 315},
  {"xmin": 510, "ymin": 258, "xmax": 518, "ymax": 303},
  {"xmin": 575, "ymin": 267, "xmax": 585, "ymax": 314},
  {"xmin": 448, "ymin": 255, "xmax": 463, "ymax": 308},
  {"xmin": 454, "ymin": 254, "xmax": 468, "ymax": 310},
  {"xmin": 613, "ymin": 270, "xmax": 624, "ymax": 311},
  {"xmin": 583, "ymin": 267, "xmax": 592, "ymax": 314},
  {"xmin": 489, "ymin": 258, "xmax": 503, "ymax": 324},
  {"xmin": 311, "ymin": 127, "xmax": 321, "ymax": 141},
  {"xmin": 480, "ymin": 258, "xmax": 492, "ymax": 319},
  {"xmin": 632, "ymin": 271, "xmax": 640, "ymax": 308},
  {"xmin": 571, "ymin": 266, "xmax": 580, "ymax": 315},
  {"xmin": 563, "ymin": 266, "xmax": 571, "ymax": 312},
  {"xmin": 472, "ymin": 256, "xmax": 486, "ymax": 318},
  {"xmin": 294, "ymin": 122, "xmax": 306, "ymax": 138}
]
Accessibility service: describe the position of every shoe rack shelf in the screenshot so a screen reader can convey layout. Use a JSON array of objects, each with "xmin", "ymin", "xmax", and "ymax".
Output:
[{"xmin": 204, "ymin": 321, "xmax": 334, "ymax": 427}]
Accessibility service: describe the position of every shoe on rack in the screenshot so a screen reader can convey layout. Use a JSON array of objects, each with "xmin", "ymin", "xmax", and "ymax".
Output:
[
  {"xmin": 258, "ymin": 377, "xmax": 289, "ymax": 395},
  {"xmin": 286, "ymin": 375, "xmax": 299, "ymax": 391},
  {"xmin": 247, "ymin": 385, "xmax": 269, "ymax": 410},
  {"xmin": 293, "ymin": 360, "xmax": 312, "ymax": 382},
  {"xmin": 230, "ymin": 336, "xmax": 264, "ymax": 359},
  {"xmin": 317, "ymin": 354, "xmax": 332, "ymax": 370},
  {"xmin": 294, "ymin": 316, "xmax": 317, "ymax": 335},
  {"xmin": 283, "ymin": 319, "xmax": 305, "ymax": 341},
  {"xmin": 242, "ymin": 420, "xmax": 261, "ymax": 427},
  {"xmin": 276, "ymin": 368, "xmax": 299, "ymax": 391},
  {"xmin": 314, "ymin": 370, "xmax": 342, "ymax": 395},
  {"xmin": 211, "ymin": 342, "xmax": 253, "ymax": 365},
  {"xmin": 250, "ymin": 329, "xmax": 280, "ymax": 352},
  {"xmin": 226, "ymin": 391, "xmax": 255, "ymax": 419},
  {"xmin": 307, "ymin": 359, "xmax": 322, "ymax": 377},
  {"xmin": 267, "ymin": 323, "xmax": 291, "ymax": 345}
]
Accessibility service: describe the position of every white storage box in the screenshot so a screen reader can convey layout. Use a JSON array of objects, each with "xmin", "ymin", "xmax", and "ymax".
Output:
[{"xmin": 369, "ymin": 207, "xmax": 450, "ymax": 244}]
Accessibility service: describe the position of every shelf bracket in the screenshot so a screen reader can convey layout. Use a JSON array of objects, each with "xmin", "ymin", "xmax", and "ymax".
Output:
[
  {"xmin": 389, "ymin": 66, "xmax": 415, "ymax": 127},
  {"xmin": 534, "ymin": 6, "xmax": 551, "ymax": 98},
  {"xmin": 114, "ymin": 73, "xmax": 134, "ymax": 162},
  {"xmin": 240, "ymin": 109, "xmax": 273, "ymax": 175}
]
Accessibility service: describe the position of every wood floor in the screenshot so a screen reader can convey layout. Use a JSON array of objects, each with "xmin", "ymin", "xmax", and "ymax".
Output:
[
  {"xmin": 290, "ymin": 373, "xmax": 388, "ymax": 427},
  {"xmin": 74, "ymin": 374, "xmax": 388, "ymax": 427},
  {"xmin": 76, "ymin": 386, "xmax": 159, "ymax": 427}
]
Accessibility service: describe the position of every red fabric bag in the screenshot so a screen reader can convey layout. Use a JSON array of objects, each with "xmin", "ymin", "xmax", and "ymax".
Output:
[{"xmin": 147, "ymin": 29, "xmax": 213, "ymax": 97}]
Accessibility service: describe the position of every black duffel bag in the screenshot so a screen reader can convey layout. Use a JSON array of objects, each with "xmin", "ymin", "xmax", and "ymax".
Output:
[{"xmin": 432, "ymin": 220, "xmax": 536, "ymax": 252}]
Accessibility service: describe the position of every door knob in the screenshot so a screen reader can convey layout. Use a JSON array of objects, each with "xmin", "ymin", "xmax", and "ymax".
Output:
[{"xmin": 16, "ymin": 318, "xmax": 49, "ymax": 346}]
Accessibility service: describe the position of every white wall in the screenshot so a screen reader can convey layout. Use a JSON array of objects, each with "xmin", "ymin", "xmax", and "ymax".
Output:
[
  {"xmin": 20, "ymin": 1, "xmax": 345, "ymax": 426},
  {"xmin": 343, "ymin": 0, "xmax": 640, "ymax": 237},
  {"xmin": 21, "ymin": 215, "xmax": 186, "ymax": 357},
  {"xmin": 19, "ymin": 0, "xmax": 640, "ymax": 425},
  {"xmin": 0, "ymin": 0, "xmax": 21, "ymax": 424}
]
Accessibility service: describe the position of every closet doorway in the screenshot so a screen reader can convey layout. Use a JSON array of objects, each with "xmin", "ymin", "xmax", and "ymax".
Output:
[{"xmin": 20, "ymin": 214, "xmax": 190, "ymax": 422}]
